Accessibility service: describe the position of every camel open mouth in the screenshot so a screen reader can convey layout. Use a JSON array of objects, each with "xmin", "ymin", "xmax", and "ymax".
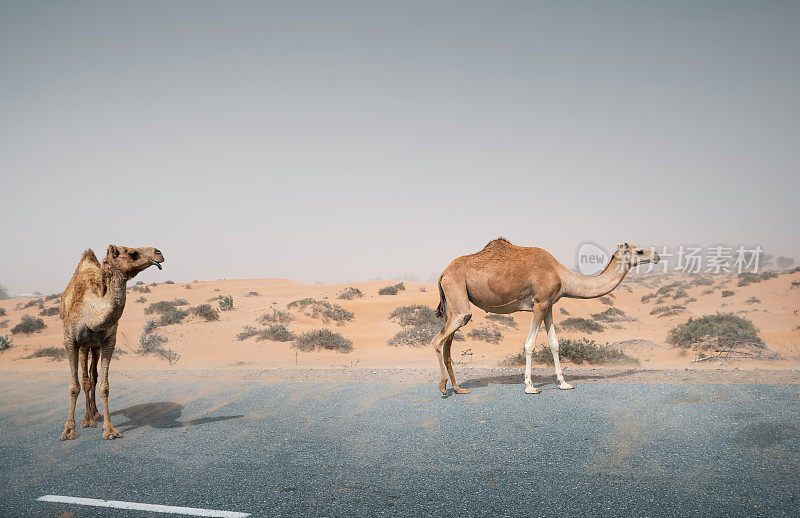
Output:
[{"xmin": 149, "ymin": 260, "xmax": 163, "ymax": 270}]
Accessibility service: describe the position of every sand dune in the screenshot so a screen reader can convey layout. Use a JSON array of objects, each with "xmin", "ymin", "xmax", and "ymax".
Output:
[{"xmin": 1, "ymin": 271, "xmax": 799, "ymax": 372}]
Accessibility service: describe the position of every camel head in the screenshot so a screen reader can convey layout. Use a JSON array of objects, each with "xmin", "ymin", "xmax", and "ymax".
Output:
[
  {"xmin": 617, "ymin": 243, "xmax": 659, "ymax": 267},
  {"xmin": 104, "ymin": 245, "xmax": 165, "ymax": 279}
]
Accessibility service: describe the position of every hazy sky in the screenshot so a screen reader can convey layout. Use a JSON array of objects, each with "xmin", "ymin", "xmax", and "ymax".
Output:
[{"xmin": 1, "ymin": 1, "xmax": 798, "ymax": 294}]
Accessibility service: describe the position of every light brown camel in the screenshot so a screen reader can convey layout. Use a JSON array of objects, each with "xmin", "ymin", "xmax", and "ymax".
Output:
[
  {"xmin": 432, "ymin": 239, "xmax": 658, "ymax": 395},
  {"xmin": 58, "ymin": 245, "xmax": 164, "ymax": 440}
]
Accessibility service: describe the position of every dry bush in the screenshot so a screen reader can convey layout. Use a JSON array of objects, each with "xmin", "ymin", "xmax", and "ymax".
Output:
[
  {"xmin": 667, "ymin": 313, "xmax": 764, "ymax": 350},
  {"xmin": 650, "ymin": 305, "xmax": 685, "ymax": 318},
  {"xmin": 337, "ymin": 287, "xmax": 363, "ymax": 300},
  {"xmin": 378, "ymin": 282, "xmax": 406, "ymax": 295},
  {"xmin": 560, "ymin": 317, "xmax": 604, "ymax": 333},
  {"xmin": 721, "ymin": 290, "xmax": 735, "ymax": 298},
  {"xmin": 387, "ymin": 304, "xmax": 462, "ymax": 347},
  {"xmin": 486, "ymin": 314, "xmax": 518, "ymax": 329},
  {"xmin": 258, "ymin": 309, "xmax": 293, "ymax": 324},
  {"xmin": 591, "ymin": 307, "xmax": 632, "ymax": 323},
  {"xmin": 504, "ymin": 338, "xmax": 638, "ymax": 366},
  {"xmin": 287, "ymin": 298, "xmax": 353, "ymax": 325},
  {"xmin": 25, "ymin": 346, "xmax": 66, "ymax": 361},
  {"xmin": 468, "ymin": 326, "xmax": 502, "ymax": 344},
  {"xmin": 11, "ymin": 315, "xmax": 46, "ymax": 334},
  {"xmin": 39, "ymin": 307, "xmax": 59, "ymax": 317},
  {"xmin": 293, "ymin": 329, "xmax": 353, "ymax": 353},
  {"xmin": 190, "ymin": 304, "xmax": 220, "ymax": 321}
]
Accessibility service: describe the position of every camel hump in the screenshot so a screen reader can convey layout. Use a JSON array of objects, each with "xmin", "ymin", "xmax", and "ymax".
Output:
[
  {"xmin": 77, "ymin": 249, "xmax": 101, "ymax": 272},
  {"xmin": 481, "ymin": 237, "xmax": 512, "ymax": 251}
]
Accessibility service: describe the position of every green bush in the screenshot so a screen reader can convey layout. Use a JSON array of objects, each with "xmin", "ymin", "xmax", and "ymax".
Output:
[
  {"xmin": 667, "ymin": 313, "xmax": 764, "ymax": 350},
  {"xmin": 160, "ymin": 307, "xmax": 188, "ymax": 326},
  {"xmin": 39, "ymin": 307, "xmax": 59, "ymax": 317},
  {"xmin": 337, "ymin": 287, "xmax": 363, "ymax": 300},
  {"xmin": 287, "ymin": 298, "xmax": 353, "ymax": 325},
  {"xmin": 190, "ymin": 304, "xmax": 219, "ymax": 321},
  {"xmin": 721, "ymin": 290, "xmax": 734, "ymax": 298},
  {"xmin": 11, "ymin": 315, "xmax": 46, "ymax": 334},
  {"xmin": 468, "ymin": 326, "xmax": 502, "ymax": 344},
  {"xmin": 44, "ymin": 293, "xmax": 61, "ymax": 302},
  {"xmin": 387, "ymin": 304, "xmax": 463, "ymax": 347},
  {"xmin": 502, "ymin": 338, "xmax": 638, "ymax": 366},
  {"xmin": 560, "ymin": 317, "xmax": 604, "ymax": 333},
  {"xmin": 218, "ymin": 296, "xmax": 234, "ymax": 312},
  {"xmin": 388, "ymin": 305, "xmax": 437, "ymax": 327},
  {"xmin": 0, "ymin": 335, "xmax": 12, "ymax": 351},
  {"xmin": 25, "ymin": 346, "xmax": 66, "ymax": 361},
  {"xmin": 378, "ymin": 282, "xmax": 406, "ymax": 295},
  {"xmin": 130, "ymin": 284, "xmax": 151, "ymax": 293},
  {"xmin": 23, "ymin": 298, "xmax": 44, "ymax": 309},
  {"xmin": 486, "ymin": 314, "xmax": 518, "ymax": 329},
  {"xmin": 293, "ymin": 329, "xmax": 353, "ymax": 353}
]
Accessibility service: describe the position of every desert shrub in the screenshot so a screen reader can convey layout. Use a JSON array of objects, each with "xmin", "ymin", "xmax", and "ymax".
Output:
[
  {"xmin": 237, "ymin": 326, "xmax": 260, "ymax": 340},
  {"xmin": 293, "ymin": 329, "xmax": 353, "ymax": 353},
  {"xmin": 525, "ymin": 338, "xmax": 638, "ymax": 365},
  {"xmin": 737, "ymin": 273, "xmax": 760, "ymax": 287},
  {"xmin": 745, "ymin": 296, "xmax": 761, "ymax": 305},
  {"xmin": 144, "ymin": 299, "xmax": 188, "ymax": 315},
  {"xmin": 337, "ymin": 287, "xmax": 363, "ymax": 300},
  {"xmin": 190, "ymin": 304, "xmax": 219, "ymax": 322},
  {"xmin": 287, "ymin": 298, "xmax": 353, "ymax": 325},
  {"xmin": 378, "ymin": 282, "xmax": 406, "ymax": 295},
  {"xmin": 160, "ymin": 307, "xmax": 188, "ymax": 326},
  {"xmin": 721, "ymin": 290, "xmax": 734, "ymax": 298},
  {"xmin": 245, "ymin": 291, "xmax": 260, "ymax": 297},
  {"xmin": 0, "ymin": 335, "xmax": 12, "ymax": 351},
  {"xmin": 44, "ymin": 293, "xmax": 61, "ymax": 301},
  {"xmin": 685, "ymin": 297, "xmax": 697, "ymax": 303},
  {"xmin": 560, "ymin": 317, "xmax": 604, "ymax": 333},
  {"xmin": 791, "ymin": 280, "xmax": 800, "ymax": 289},
  {"xmin": 184, "ymin": 284, "xmax": 192, "ymax": 289},
  {"xmin": 389, "ymin": 305, "xmax": 437, "ymax": 327},
  {"xmin": 591, "ymin": 307, "xmax": 630, "ymax": 323},
  {"xmin": 702, "ymin": 288, "xmax": 714, "ymax": 295},
  {"xmin": 486, "ymin": 314, "xmax": 518, "ymax": 329},
  {"xmin": 787, "ymin": 266, "xmax": 800, "ymax": 275},
  {"xmin": 0, "ymin": 320, "xmax": 7, "ymax": 328},
  {"xmin": 135, "ymin": 296, "xmax": 147, "ymax": 303},
  {"xmin": 468, "ymin": 326, "xmax": 502, "ymax": 344},
  {"xmin": 130, "ymin": 284, "xmax": 151, "ymax": 293},
  {"xmin": 0, "ymin": 285, "xmax": 10, "ymax": 300},
  {"xmin": 138, "ymin": 320, "xmax": 179, "ymax": 364},
  {"xmin": 164, "ymin": 280, "xmax": 175, "ymax": 284},
  {"xmin": 23, "ymin": 298, "xmax": 44, "ymax": 309},
  {"xmin": 0, "ymin": 308, "xmax": 5, "ymax": 317},
  {"xmin": 11, "ymin": 315, "xmax": 46, "ymax": 334},
  {"xmin": 25, "ymin": 346, "xmax": 66, "ymax": 361},
  {"xmin": 599, "ymin": 296, "xmax": 614, "ymax": 306},
  {"xmin": 218, "ymin": 296, "xmax": 234, "ymax": 312},
  {"xmin": 650, "ymin": 305, "xmax": 684, "ymax": 318},
  {"xmin": 258, "ymin": 309, "xmax": 293, "ymax": 324},
  {"xmin": 641, "ymin": 293, "xmax": 656, "ymax": 303},
  {"xmin": 39, "ymin": 307, "xmax": 59, "ymax": 317},
  {"xmin": 759, "ymin": 270, "xmax": 778, "ymax": 281},
  {"xmin": 667, "ymin": 313, "xmax": 764, "ymax": 350},
  {"xmin": 559, "ymin": 307, "xmax": 570, "ymax": 316},
  {"xmin": 419, "ymin": 286, "xmax": 427, "ymax": 292},
  {"xmin": 387, "ymin": 304, "xmax": 462, "ymax": 347},
  {"xmin": 672, "ymin": 288, "xmax": 688, "ymax": 299},
  {"xmin": 690, "ymin": 276, "xmax": 714, "ymax": 287},
  {"xmin": 656, "ymin": 282, "xmax": 683, "ymax": 296},
  {"xmin": 256, "ymin": 324, "xmax": 294, "ymax": 342}
]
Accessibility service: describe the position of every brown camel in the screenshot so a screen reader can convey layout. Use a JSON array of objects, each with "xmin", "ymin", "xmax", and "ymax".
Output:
[
  {"xmin": 58, "ymin": 245, "xmax": 164, "ymax": 440},
  {"xmin": 432, "ymin": 238, "xmax": 658, "ymax": 395}
]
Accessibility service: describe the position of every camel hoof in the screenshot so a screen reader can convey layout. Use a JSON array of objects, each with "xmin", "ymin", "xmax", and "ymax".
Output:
[
  {"xmin": 558, "ymin": 382, "xmax": 574, "ymax": 390},
  {"xmin": 81, "ymin": 418, "xmax": 98, "ymax": 428},
  {"xmin": 93, "ymin": 412, "xmax": 103, "ymax": 421},
  {"xmin": 60, "ymin": 429, "xmax": 79, "ymax": 441},
  {"xmin": 453, "ymin": 387, "xmax": 469, "ymax": 395},
  {"xmin": 438, "ymin": 381, "xmax": 447, "ymax": 395},
  {"xmin": 524, "ymin": 385, "xmax": 541, "ymax": 394},
  {"xmin": 102, "ymin": 428, "xmax": 123, "ymax": 440}
]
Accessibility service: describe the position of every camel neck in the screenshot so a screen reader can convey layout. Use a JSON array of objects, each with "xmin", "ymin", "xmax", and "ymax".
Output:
[
  {"xmin": 560, "ymin": 252, "xmax": 631, "ymax": 299},
  {"xmin": 95, "ymin": 264, "xmax": 128, "ymax": 328}
]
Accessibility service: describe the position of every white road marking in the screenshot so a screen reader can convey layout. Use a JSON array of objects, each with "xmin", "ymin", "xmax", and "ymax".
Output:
[{"xmin": 37, "ymin": 495, "xmax": 250, "ymax": 517}]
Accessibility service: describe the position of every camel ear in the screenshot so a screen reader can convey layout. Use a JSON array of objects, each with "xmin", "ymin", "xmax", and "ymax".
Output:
[{"xmin": 107, "ymin": 245, "xmax": 119, "ymax": 258}]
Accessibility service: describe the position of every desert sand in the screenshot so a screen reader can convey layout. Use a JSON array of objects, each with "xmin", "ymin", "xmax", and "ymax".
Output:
[{"xmin": 1, "ymin": 270, "xmax": 799, "ymax": 376}]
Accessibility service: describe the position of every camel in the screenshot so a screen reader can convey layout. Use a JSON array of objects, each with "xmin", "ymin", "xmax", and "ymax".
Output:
[
  {"xmin": 58, "ymin": 245, "xmax": 164, "ymax": 440},
  {"xmin": 432, "ymin": 239, "xmax": 658, "ymax": 395}
]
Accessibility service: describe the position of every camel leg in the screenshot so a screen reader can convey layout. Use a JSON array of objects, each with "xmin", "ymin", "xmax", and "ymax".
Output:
[
  {"xmin": 443, "ymin": 335, "xmax": 469, "ymax": 394},
  {"xmin": 80, "ymin": 347, "xmax": 97, "ymax": 428},
  {"xmin": 60, "ymin": 338, "xmax": 80, "ymax": 441},
  {"xmin": 523, "ymin": 305, "xmax": 547, "ymax": 394},
  {"xmin": 89, "ymin": 347, "xmax": 101, "ymax": 421},
  {"xmin": 545, "ymin": 308, "xmax": 573, "ymax": 390},
  {"xmin": 98, "ymin": 339, "xmax": 122, "ymax": 440}
]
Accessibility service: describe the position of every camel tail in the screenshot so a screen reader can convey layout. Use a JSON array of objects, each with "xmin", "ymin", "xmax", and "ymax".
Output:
[{"xmin": 435, "ymin": 277, "xmax": 446, "ymax": 318}]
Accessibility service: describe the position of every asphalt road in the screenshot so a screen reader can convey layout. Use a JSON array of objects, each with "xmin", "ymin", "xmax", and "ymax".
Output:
[{"xmin": 0, "ymin": 372, "xmax": 798, "ymax": 517}]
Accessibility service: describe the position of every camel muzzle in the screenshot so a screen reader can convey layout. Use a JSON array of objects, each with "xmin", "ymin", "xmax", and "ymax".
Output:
[{"xmin": 150, "ymin": 260, "xmax": 163, "ymax": 270}]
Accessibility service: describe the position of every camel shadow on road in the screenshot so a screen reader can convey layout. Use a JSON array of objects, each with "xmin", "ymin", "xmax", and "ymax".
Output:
[
  {"xmin": 461, "ymin": 369, "xmax": 637, "ymax": 391},
  {"xmin": 112, "ymin": 402, "xmax": 243, "ymax": 433}
]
